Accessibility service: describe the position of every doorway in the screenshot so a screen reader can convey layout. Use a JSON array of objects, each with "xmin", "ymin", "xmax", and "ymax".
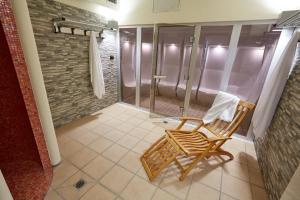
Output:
[{"xmin": 150, "ymin": 24, "xmax": 196, "ymax": 117}]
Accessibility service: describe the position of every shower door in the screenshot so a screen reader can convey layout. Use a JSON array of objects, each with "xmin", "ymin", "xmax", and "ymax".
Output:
[{"xmin": 150, "ymin": 24, "xmax": 199, "ymax": 117}]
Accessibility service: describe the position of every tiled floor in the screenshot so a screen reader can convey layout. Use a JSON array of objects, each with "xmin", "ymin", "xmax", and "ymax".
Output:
[{"xmin": 45, "ymin": 103, "xmax": 268, "ymax": 200}]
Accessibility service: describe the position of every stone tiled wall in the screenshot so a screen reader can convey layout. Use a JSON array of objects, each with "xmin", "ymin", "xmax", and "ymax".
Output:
[
  {"xmin": 254, "ymin": 44, "xmax": 300, "ymax": 200},
  {"xmin": 26, "ymin": 0, "xmax": 119, "ymax": 127}
]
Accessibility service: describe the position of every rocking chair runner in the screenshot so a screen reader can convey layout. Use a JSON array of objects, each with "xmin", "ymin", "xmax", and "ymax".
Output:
[{"xmin": 140, "ymin": 100, "xmax": 255, "ymax": 181}]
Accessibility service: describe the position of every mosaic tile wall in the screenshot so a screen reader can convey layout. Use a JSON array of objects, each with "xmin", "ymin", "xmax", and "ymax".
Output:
[
  {"xmin": 254, "ymin": 44, "xmax": 300, "ymax": 200},
  {"xmin": 0, "ymin": 0, "xmax": 52, "ymax": 199},
  {"xmin": 26, "ymin": 0, "xmax": 119, "ymax": 127}
]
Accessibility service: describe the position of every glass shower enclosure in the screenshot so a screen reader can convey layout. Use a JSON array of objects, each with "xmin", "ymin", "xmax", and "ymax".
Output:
[
  {"xmin": 151, "ymin": 25, "xmax": 196, "ymax": 116},
  {"xmin": 119, "ymin": 23, "xmax": 280, "ymax": 135}
]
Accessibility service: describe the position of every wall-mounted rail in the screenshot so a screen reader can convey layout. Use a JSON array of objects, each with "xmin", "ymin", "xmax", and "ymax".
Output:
[{"xmin": 53, "ymin": 17, "xmax": 118, "ymax": 37}]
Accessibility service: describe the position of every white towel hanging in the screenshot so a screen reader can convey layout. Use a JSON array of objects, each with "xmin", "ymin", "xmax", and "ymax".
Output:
[{"xmin": 89, "ymin": 31, "xmax": 105, "ymax": 99}]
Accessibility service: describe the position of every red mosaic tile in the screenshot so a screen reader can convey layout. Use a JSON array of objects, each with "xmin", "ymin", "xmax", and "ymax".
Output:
[{"xmin": 0, "ymin": 0, "xmax": 52, "ymax": 199}]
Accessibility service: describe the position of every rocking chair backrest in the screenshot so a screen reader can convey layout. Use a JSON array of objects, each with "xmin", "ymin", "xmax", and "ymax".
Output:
[{"xmin": 203, "ymin": 100, "xmax": 255, "ymax": 138}]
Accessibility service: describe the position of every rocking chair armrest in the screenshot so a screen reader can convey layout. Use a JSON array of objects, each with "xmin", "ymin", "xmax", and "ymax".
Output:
[
  {"xmin": 165, "ymin": 129, "xmax": 192, "ymax": 133},
  {"xmin": 174, "ymin": 117, "xmax": 204, "ymax": 130},
  {"xmin": 179, "ymin": 117, "xmax": 203, "ymax": 123}
]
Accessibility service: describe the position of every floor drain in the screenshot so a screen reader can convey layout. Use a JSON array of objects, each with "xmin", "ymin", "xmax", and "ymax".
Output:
[
  {"xmin": 74, "ymin": 179, "xmax": 85, "ymax": 189},
  {"xmin": 163, "ymin": 120, "xmax": 168, "ymax": 124}
]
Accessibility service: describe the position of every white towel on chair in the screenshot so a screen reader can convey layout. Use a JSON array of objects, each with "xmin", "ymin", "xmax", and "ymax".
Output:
[
  {"xmin": 89, "ymin": 31, "xmax": 105, "ymax": 99},
  {"xmin": 202, "ymin": 91, "xmax": 240, "ymax": 124}
]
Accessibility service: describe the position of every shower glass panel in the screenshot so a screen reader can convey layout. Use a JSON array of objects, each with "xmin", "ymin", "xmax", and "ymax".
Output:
[
  {"xmin": 227, "ymin": 25, "xmax": 280, "ymax": 101},
  {"xmin": 153, "ymin": 26, "xmax": 195, "ymax": 116},
  {"xmin": 188, "ymin": 26, "xmax": 233, "ymax": 117},
  {"xmin": 120, "ymin": 28, "xmax": 137, "ymax": 105},
  {"xmin": 140, "ymin": 27, "xmax": 154, "ymax": 109},
  {"xmin": 226, "ymin": 25, "xmax": 280, "ymax": 135}
]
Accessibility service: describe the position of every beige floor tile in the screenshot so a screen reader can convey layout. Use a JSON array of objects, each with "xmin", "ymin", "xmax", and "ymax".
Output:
[
  {"xmin": 220, "ymin": 193, "xmax": 236, "ymax": 200},
  {"xmin": 81, "ymin": 118, "xmax": 107, "ymax": 130},
  {"xmin": 100, "ymin": 165, "xmax": 134, "ymax": 193},
  {"xmin": 223, "ymin": 139, "xmax": 246, "ymax": 152},
  {"xmin": 221, "ymin": 174, "xmax": 252, "ymax": 200},
  {"xmin": 135, "ymin": 112, "xmax": 150, "ymax": 120},
  {"xmin": 56, "ymin": 133, "xmax": 72, "ymax": 146},
  {"xmin": 137, "ymin": 167, "xmax": 149, "ymax": 180},
  {"xmin": 116, "ymin": 122, "xmax": 135, "ymax": 133},
  {"xmin": 66, "ymin": 126, "xmax": 87, "ymax": 138},
  {"xmin": 80, "ymin": 184, "xmax": 116, "ymax": 200},
  {"xmin": 102, "ymin": 144, "xmax": 129, "ymax": 162},
  {"xmin": 121, "ymin": 176, "xmax": 156, "ymax": 200},
  {"xmin": 127, "ymin": 117, "xmax": 145, "ymax": 126},
  {"xmin": 245, "ymin": 142, "xmax": 257, "ymax": 156},
  {"xmin": 132, "ymin": 140, "xmax": 151, "ymax": 154},
  {"xmin": 56, "ymin": 171, "xmax": 95, "ymax": 199},
  {"xmin": 143, "ymin": 132, "xmax": 163, "ymax": 143},
  {"xmin": 192, "ymin": 168, "xmax": 222, "ymax": 190},
  {"xmin": 196, "ymin": 157, "xmax": 224, "ymax": 171},
  {"xmin": 118, "ymin": 151, "xmax": 142, "ymax": 173},
  {"xmin": 92, "ymin": 115, "xmax": 113, "ymax": 125},
  {"xmin": 152, "ymin": 189, "xmax": 178, "ymax": 200},
  {"xmin": 104, "ymin": 118, "xmax": 124, "ymax": 127},
  {"xmin": 152, "ymin": 126, "xmax": 166, "ymax": 134},
  {"xmin": 71, "ymin": 131, "xmax": 99, "ymax": 146},
  {"xmin": 56, "ymin": 121, "xmax": 87, "ymax": 136},
  {"xmin": 82, "ymin": 155, "xmax": 114, "ymax": 180},
  {"xmin": 151, "ymin": 126, "xmax": 165, "ymax": 135},
  {"xmin": 123, "ymin": 109, "xmax": 140, "ymax": 117},
  {"xmin": 245, "ymin": 142, "xmax": 255, "ymax": 152},
  {"xmin": 159, "ymin": 169, "xmax": 192, "ymax": 200},
  {"xmin": 187, "ymin": 183, "xmax": 220, "ymax": 200},
  {"xmin": 251, "ymin": 185, "xmax": 268, "ymax": 200},
  {"xmin": 117, "ymin": 135, "xmax": 140, "ymax": 149},
  {"xmin": 246, "ymin": 153, "xmax": 260, "ymax": 168},
  {"xmin": 103, "ymin": 129, "xmax": 126, "ymax": 142},
  {"xmin": 88, "ymin": 136, "xmax": 113, "ymax": 154},
  {"xmin": 44, "ymin": 189, "xmax": 63, "ymax": 200},
  {"xmin": 91, "ymin": 123, "xmax": 113, "ymax": 136},
  {"xmin": 222, "ymin": 161, "xmax": 249, "ymax": 181},
  {"xmin": 101, "ymin": 107, "xmax": 124, "ymax": 116},
  {"xmin": 223, "ymin": 146, "xmax": 248, "ymax": 165},
  {"xmin": 136, "ymin": 167, "xmax": 164, "ymax": 186},
  {"xmin": 59, "ymin": 140, "xmax": 84, "ymax": 157},
  {"xmin": 114, "ymin": 113, "xmax": 132, "ymax": 121},
  {"xmin": 129, "ymin": 127, "xmax": 150, "ymax": 139},
  {"xmin": 52, "ymin": 161, "xmax": 79, "ymax": 188},
  {"xmin": 101, "ymin": 104, "xmax": 126, "ymax": 113},
  {"xmin": 67, "ymin": 148, "xmax": 98, "ymax": 169},
  {"xmin": 245, "ymin": 147, "xmax": 257, "ymax": 159},
  {"xmin": 249, "ymin": 169, "xmax": 264, "ymax": 188},
  {"xmin": 138, "ymin": 121, "xmax": 156, "ymax": 130}
]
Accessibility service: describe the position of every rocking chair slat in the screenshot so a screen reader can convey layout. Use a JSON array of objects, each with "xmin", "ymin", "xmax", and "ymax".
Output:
[{"xmin": 140, "ymin": 100, "xmax": 255, "ymax": 181}]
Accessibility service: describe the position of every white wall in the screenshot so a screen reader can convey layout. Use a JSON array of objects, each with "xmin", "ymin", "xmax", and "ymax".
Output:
[{"xmin": 56, "ymin": 0, "xmax": 300, "ymax": 25}]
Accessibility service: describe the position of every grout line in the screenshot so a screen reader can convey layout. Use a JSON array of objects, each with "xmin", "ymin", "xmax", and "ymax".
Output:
[
  {"xmin": 51, "ymin": 188, "xmax": 67, "ymax": 200},
  {"xmin": 219, "ymin": 166, "xmax": 224, "ymax": 200},
  {"xmin": 184, "ymin": 178, "xmax": 193, "ymax": 200}
]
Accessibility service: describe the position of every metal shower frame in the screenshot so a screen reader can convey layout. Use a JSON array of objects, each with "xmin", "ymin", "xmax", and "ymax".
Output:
[{"xmin": 118, "ymin": 19, "xmax": 277, "ymax": 117}]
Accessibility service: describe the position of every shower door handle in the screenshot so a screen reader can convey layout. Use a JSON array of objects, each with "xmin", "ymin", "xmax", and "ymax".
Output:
[{"xmin": 153, "ymin": 75, "xmax": 167, "ymax": 79}]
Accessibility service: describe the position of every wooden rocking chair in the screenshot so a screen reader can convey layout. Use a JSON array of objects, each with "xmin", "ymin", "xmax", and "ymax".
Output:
[{"xmin": 140, "ymin": 100, "xmax": 255, "ymax": 181}]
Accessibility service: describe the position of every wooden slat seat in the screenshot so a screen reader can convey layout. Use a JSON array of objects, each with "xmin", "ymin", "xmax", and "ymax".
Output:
[
  {"xmin": 166, "ymin": 130, "xmax": 211, "ymax": 156},
  {"xmin": 141, "ymin": 100, "xmax": 255, "ymax": 181}
]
